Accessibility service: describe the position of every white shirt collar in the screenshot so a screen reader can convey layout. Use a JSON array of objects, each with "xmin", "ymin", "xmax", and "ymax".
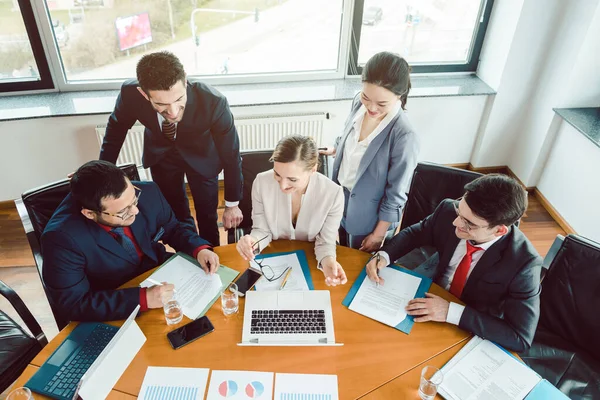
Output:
[{"xmin": 470, "ymin": 234, "xmax": 503, "ymax": 250}]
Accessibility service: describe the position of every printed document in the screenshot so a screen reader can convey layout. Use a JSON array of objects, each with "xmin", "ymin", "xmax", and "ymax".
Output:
[
  {"xmin": 140, "ymin": 254, "xmax": 223, "ymax": 319},
  {"xmin": 274, "ymin": 373, "xmax": 338, "ymax": 400},
  {"xmin": 253, "ymin": 253, "xmax": 309, "ymax": 291},
  {"xmin": 139, "ymin": 367, "xmax": 209, "ymax": 400},
  {"xmin": 349, "ymin": 267, "xmax": 421, "ymax": 327},
  {"xmin": 439, "ymin": 337, "xmax": 540, "ymax": 400}
]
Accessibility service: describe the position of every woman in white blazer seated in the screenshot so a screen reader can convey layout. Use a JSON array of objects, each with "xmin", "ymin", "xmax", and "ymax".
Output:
[{"xmin": 236, "ymin": 135, "xmax": 348, "ymax": 286}]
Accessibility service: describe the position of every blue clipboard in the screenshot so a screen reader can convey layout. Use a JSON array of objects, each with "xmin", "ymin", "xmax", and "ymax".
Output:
[
  {"xmin": 254, "ymin": 250, "xmax": 315, "ymax": 290},
  {"xmin": 342, "ymin": 264, "xmax": 432, "ymax": 334}
]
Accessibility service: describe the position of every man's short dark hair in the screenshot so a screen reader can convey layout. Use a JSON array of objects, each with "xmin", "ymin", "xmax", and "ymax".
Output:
[
  {"xmin": 136, "ymin": 51, "xmax": 186, "ymax": 93},
  {"xmin": 71, "ymin": 161, "xmax": 128, "ymax": 212},
  {"xmin": 463, "ymin": 174, "xmax": 528, "ymax": 227}
]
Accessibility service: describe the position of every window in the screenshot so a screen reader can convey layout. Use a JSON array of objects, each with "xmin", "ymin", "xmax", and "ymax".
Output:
[
  {"xmin": 349, "ymin": 0, "xmax": 493, "ymax": 74},
  {"xmin": 45, "ymin": 0, "xmax": 345, "ymax": 84},
  {"xmin": 2, "ymin": 0, "xmax": 493, "ymax": 92},
  {"xmin": 0, "ymin": 0, "xmax": 53, "ymax": 92}
]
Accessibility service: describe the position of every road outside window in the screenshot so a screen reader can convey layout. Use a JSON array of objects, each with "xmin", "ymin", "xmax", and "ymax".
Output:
[{"xmin": 45, "ymin": 0, "xmax": 344, "ymax": 82}]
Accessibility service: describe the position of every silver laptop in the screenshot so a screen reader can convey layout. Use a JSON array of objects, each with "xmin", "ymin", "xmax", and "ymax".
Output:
[{"xmin": 239, "ymin": 290, "xmax": 342, "ymax": 346}]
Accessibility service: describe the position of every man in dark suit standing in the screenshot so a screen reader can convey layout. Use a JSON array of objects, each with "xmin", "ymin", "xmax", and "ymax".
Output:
[
  {"xmin": 42, "ymin": 161, "xmax": 220, "ymax": 322},
  {"xmin": 99, "ymin": 51, "xmax": 243, "ymax": 246},
  {"xmin": 366, "ymin": 174, "xmax": 542, "ymax": 351}
]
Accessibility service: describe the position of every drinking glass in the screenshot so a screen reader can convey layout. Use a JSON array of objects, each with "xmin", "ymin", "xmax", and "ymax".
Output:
[
  {"xmin": 419, "ymin": 366, "xmax": 443, "ymax": 400},
  {"xmin": 7, "ymin": 387, "xmax": 33, "ymax": 400},
  {"xmin": 221, "ymin": 282, "xmax": 239, "ymax": 315},
  {"xmin": 162, "ymin": 292, "xmax": 183, "ymax": 325}
]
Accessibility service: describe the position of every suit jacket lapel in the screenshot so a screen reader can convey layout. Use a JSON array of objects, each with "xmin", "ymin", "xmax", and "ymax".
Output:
[
  {"xmin": 353, "ymin": 121, "xmax": 395, "ymax": 185},
  {"xmin": 90, "ymin": 221, "xmax": 138, "ymax": 264},
  {"xmin": 332, "ymin": 100, "xmax": 362, "ymax": 182},
  {"xmin": 435, "ymin": 234, "xmax": 461, "ymax": 283},
  {"xmin": 462, "ymin": 232, "xmax": 510, "ymax": 298},
  {"xmin": 177, "ymin": 81, "xmax": 196, "ymax": 135},
  {"xmin": 130, "ymin": 217, "xmax": 157, "ymax": 263}
]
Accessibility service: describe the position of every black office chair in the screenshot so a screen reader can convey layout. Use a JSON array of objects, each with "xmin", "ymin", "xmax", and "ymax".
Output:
[
  {"xmin": 520, "ymin": 234, "xmax": 600, "ymax": 399},
  {"xmin": 0, "ymin": 279, "xmax": 47, "ymax": 393},
  {"xmin": 227, "ymin": 150, "xmax": 328, "ymax": 244},
  {"xmin": 16, "ymin": 164, "xmax": 140, "ymax": 331},
  {"xmin": 396, "ymin": 162, "xmax": 482, "ymax": 270}
]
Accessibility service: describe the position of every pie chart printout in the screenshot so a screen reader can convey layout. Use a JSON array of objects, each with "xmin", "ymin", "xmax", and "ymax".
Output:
[
  {"xmin": 218, "ymin": 380, "xmax": 238, "ymax": 397},
  {"xmin": 245, "ymin": 381, "xmax": 265, "ymax": 398}
]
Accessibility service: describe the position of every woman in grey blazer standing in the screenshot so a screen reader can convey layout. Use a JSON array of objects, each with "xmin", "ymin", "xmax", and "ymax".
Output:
[{"xmin": 323, "ymin": 52, "xmax": 420, "ymax": 251}]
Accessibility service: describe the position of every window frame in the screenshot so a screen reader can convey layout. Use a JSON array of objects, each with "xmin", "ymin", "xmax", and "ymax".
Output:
[
  {"xmin": 3, "ymin": 0, "xmax": 494, "ymax": 93},
  {"xmin": 0, "ymin": 0, "xmax": 54, "ymax": 93},
  {"xmin": 347, "ymin": 0, "xmax": 495, "ymax": 75}
]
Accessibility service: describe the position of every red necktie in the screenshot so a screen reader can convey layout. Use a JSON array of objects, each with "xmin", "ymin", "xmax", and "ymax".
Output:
[
  {"xmin": 449, "ymin": 241, "xmax": 483, "ymax": 298},
  {"xmin": 162, "ymin": 120, "xmax": 177, "ymax": 141}
]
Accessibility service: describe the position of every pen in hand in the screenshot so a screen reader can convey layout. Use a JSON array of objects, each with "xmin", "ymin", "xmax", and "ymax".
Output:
[
  {"xmin": 375, "ymin": 252, "xmax": 381, "ymax": 287},
  {"xmin": 146, "ymin": 278, "xmax": 177, "ymax": 294}
]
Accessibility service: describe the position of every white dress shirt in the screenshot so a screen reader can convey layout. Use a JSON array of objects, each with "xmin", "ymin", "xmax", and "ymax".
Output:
[
  {"xmin": 378, "ymin": 235, "xmax": 503, "ymax": 325},
  {"xmin": 338, "ymin": 102, "xmax": 402, "ymax": 190},
  {"xmin": 158, "ymin": 112, "xmax": 239, "ymax": 207}
]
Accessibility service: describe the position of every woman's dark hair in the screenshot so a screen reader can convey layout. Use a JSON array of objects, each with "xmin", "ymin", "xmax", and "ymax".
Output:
[
  {"xmin": 70, "ymin": 161, "xmax": 128, "ymax": 212},
  {"xmin": 270, "ymin": 135, "xmax": 319, "ymax": 171},
  {"xmin": 362, "ymin": 51, "xmax": 412, "ymax": 110},
  {"xmin": 463, "ymin": 174, "xmax": 528, "ymax": 227},
  {"xmin": 136, "ymin": 51, "xmax": 186, "ymax": 93}
]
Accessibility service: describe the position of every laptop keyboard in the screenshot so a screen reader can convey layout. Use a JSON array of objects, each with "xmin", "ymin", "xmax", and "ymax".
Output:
[
  {"xmin": 43, "ymin": 324, "xmax": 118, "ymax": 399},
  {"xmin": 250, "ymin": 309, "xmax": 326, "ymax": 335}
]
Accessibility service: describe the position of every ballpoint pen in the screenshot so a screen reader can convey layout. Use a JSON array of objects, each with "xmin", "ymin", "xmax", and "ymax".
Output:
[
  {"xmin": 279, "ymin": 267, "xmax": 293, "ymax": 290},
  {"xmin": 375, "ymin": 252, "xmax": 381, "ymax": 287},
  {"xmin": 147, "ymin": 278, "xmax": 177, "ymax": 294}
]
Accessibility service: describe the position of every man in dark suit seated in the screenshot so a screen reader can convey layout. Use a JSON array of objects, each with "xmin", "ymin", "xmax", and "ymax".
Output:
[
  {"xmin": 99, "ymin": 51, "xmax": 244, "ymax": 246},
  {"xmin": 42, "ymin": 160, "xmax": 220, "ymax": 323},
  {"xmin": 366, "ymin": 174, "xmax": 542, "ymax": 351}
]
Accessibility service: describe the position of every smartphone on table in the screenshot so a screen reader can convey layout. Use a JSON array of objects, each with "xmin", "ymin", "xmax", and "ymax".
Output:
[
  {"xmin": 232, "ymin": 267, "xmax": 262, "ymax": 297},
  {"xmin": 167, "ymin": 316, "xmax": 214, "ymax": 350}
]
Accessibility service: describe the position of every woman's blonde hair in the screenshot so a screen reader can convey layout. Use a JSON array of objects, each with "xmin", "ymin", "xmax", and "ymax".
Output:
[{"xmin": 270, "ymin": 135, "xmax": 319, "ymax": 171}]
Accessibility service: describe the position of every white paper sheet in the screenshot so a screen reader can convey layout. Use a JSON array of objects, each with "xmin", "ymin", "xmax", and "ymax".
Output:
[
  {"xmin": 140, "ymin": 255, "xmax": 223, "ymax": 319},
  {"xmin": 439, "ymin": 338, "xmax": 541, "ymax": 400},
  {"xmin": 348, "ymin": 267, "xmax": 421, "ymax": 327},
  {"xmin": 138, "ymin": 367, "xmax": 210, "ymax": 400},
  {"xmin": 252, "ymin": 253, "xmax": 309, "ymax": 291},
  {"xmin": 274, "ymin": 373, "xmax": 338, "ymax": 400},
  {"xmin": 206, "ymin": 370, "xmax": 274, "ymax": 400}
]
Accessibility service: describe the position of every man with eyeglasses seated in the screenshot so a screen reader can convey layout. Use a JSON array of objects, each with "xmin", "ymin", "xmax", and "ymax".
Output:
[
  {"xmin": 42, "ymin": 160, "xmax": 220, "ymax": 322},
  {"xmin": 365, "ymin": 174, "xmax": 542, "ymax": 352}
]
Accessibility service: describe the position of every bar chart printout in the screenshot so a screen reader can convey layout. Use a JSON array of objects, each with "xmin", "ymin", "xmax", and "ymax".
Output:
[
  {"xmin": 274, "ymin": 373, "xmax": 339, "ymax": 400},
  {"xmin": 139, "ymin": 366, "xmax": 210, "ymax": 400}
]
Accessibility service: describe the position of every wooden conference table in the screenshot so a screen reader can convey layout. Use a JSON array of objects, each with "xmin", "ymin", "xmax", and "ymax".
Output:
[{"xmin": 17, "ymin": 241, "xmax": 472, "ymax": 399}]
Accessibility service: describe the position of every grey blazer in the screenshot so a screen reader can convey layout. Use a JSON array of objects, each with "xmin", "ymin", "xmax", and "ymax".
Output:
[{"xmin": 332, "ymin": 95, "xmax": 420, "ymax": 236}]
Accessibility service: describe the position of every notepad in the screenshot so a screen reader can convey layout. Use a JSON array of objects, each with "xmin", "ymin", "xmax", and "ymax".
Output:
[
  {"xmin": 343, "ymin": 264, "xmax": 431, "ymax": 334},
  {"xmin": 439, "ymin": 337, "xmax": 569, "ymax": 400},
  {"xmin": 140, "ymin": 253, "xmax": 239, "ymax": 319}
]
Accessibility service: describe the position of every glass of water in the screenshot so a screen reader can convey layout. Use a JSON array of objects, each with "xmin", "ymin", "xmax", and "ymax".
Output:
[
  {"xmin": 221, "ymin": 282, "xmax": 239, "ymax": 316},
  {"xmin": 162, "ymin": 292, "xmax": 183, "ymax": 325},
  {"xmin": 7, "ymin": 387, "xmax": 33, "ymax": 400},
  {"xmin": 419, "ymin": 365, "xmax": 443, "ymax": 400}
]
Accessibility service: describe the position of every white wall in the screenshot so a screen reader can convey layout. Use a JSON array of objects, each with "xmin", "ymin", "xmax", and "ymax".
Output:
[
  {"xmin": 473, "ymin": 0, "xmax": 600, "ymax": 187},
  {"xmin": 0, "ymin": 95, "xmax": 488, "ymax": 201},
  {"xmin": 537, "ymin": 122, "xmax": 600, "ymax": 242}
]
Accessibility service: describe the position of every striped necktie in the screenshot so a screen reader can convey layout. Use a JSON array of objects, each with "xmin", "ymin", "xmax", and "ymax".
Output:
[
  {"xmin": 162, "ymin": 120, "xmax": 177, "ymax": 141},
  {"xmin": 111, "ymin": 227, "xmax": 139, "ymax": 262}
]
